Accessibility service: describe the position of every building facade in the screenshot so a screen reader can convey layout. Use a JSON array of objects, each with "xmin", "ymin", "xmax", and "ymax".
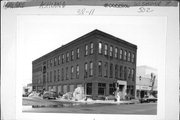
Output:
[
  {"xmin": 136, "ymin": 66, "xmax": 158, "ymax": 98},
  {"xmin": 32, "ymin": 29, "xmax": 137, "ymax": 99}
]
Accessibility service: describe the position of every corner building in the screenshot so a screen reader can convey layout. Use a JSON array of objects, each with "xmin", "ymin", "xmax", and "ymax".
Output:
[{"xmin": 32, "ymin": 29, "xmax": 137, "ymax": 99}]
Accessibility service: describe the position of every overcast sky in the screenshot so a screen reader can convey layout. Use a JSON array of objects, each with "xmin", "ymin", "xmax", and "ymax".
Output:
[{"xmin": 17, "ymin": 16, "xmax": 166, "ymax": 86}]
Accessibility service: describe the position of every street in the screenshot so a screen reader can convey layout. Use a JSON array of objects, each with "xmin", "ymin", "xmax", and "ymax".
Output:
[{"xmin": 22, "ymin": 97, "xmax": 157, "ymax": 114}]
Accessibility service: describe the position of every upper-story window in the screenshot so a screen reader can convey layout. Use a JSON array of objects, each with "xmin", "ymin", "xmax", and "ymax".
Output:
[
  {"xmin": 90, "ymin": 42, "xmax": 94, "ymax": 54},
  {"xmin": 104, "ymin": 44, "xmax": 108, "ymax": 56},
  {"xmin": 104, "ymin": 62, "xmax": 108, "ymax": 77},
  {"xmin": 110, "ymin": 63, "xmax": 113, "ymax": 78},
  {"xmin": 98, "ymin": 42, "xmax": 102, "ymax": 54},
  {"xmin": 62, "ymin": 54, "xmax": 65, "ymax": 64},
  {"xmin": 124, "ymin": 67, "xmax": 127, "ymax": 80},
  {"xmin": 66, "ymin": 67, "xmax": 68, "ymax": 80},
  {"xmin": 89, "ymin": 61, "xmax": 93, "ymax": 77},
  {"xmin": 119, "ymin": 49, "xmax": 123, "ymax": 60},
  {"xmin": 61, "ymin": 68, "xmax": 64, "ymax": 81},
  {"xmin": 115, "ymin": 47, "xmax": 118, "ymax": 58},
  {"xmin": 131, "ymin": 53, "xmax": 135, "ymax": 63},
  {"xmin": 47, "ymin": 72, "xmax": 49, "ymax": 83},
  {"xmin": 66, "ymin": 52, "xmax": 69, "ymax": 62},
  {"xmin": 115, "ymin": 64, "xmax": 118, "ymax": 78},
  {"xmin": 76, "ymin": 48, "xmax": 80, "ymax": 59},
  {"xmin": 132, "ymin": 69, "xmax": 135, "ymax": 81},
  {"xmin": 58, "ymin": 69, "xmax": 60, "ymax": 81},
  {"xmin": 110, "ymin": 45, "xmax": 113, "ymax": 57},
  {"xmin": 54, "ymin": 70, "xmax": 56, "ymax": 82},
  {"xmin": 84, "ymin": 63, "xmax": 88, "ymax": 78},
  {"xmin": 71, "ymin": 66, "xmax": 74, "ymax": 79},
  {"xmin": 76, "ymin": 65, "xmax": 79, "ymax": 79},
  {"xmin": 58, "ymin": 55, "xmax": 61, "ymax": 65},
  {"xmin": 71, "ymin": 50, "xmax": 74, "ymax": 61},
  {"xmin": 124, "ymin": 50, "xmax": 127, "ymax": 61},
  {"xmin": 85, "ymin": 44, "xmax": 88, "ymax": 56},
  {"xmin": 54, "ymin": 57, "xmax": 57, "ymax": 66},
  {"xmin": 47, "ymin": 60, "xmax": 49, "ymax": 68},
  {"xmin": 50, "ymin": 59, "xmax": 53, "ymax": 67},
  {"xmin": 98, "ymin": 61, "xmax": 102, "ymax": 77},
  {"xmin": 128, "ymin": 68, "xmax": 131, "ymax": 79},
  {"xmin": 128, "ymin": 52, "xmax": 131, "ymax": 62},
  {"xmin": 120, "ymin": 66, "xmax": 123, "ymax": 79},
  {"xmin": 50, "ymin": 71, "xmax": 52, "ymax": 82}
]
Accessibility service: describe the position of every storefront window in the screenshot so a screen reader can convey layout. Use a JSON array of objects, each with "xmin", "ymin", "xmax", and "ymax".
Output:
[{"xmin": 98, "ymin": 83, "xmax": 106, "ymax": 95}]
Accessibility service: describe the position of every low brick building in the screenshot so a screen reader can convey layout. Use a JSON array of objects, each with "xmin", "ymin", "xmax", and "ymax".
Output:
[{"xmin": 32, "ymin": 29, "xmax": 137, "ymax": 99}]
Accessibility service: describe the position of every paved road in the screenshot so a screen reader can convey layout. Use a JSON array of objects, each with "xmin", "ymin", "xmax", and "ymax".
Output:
[{"xmin": 22, "ymin": 97, "xmax": 157, "ymax": 115}]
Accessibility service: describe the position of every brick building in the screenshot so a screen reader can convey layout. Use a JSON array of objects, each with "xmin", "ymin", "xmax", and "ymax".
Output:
[{"xmin": 32, "ymin": 29, "xmax": 137, "ymax": 99}]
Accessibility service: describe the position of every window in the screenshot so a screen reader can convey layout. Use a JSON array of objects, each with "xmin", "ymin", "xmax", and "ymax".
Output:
[
  {"xmin": 47, "ymin": 60, "xmax": 49, "ymax": 68},
  {"xmin": 54, "ymin": 70, "xmax": 56, "ymax": 82},
  {"xmin": 71, "ymin": 66, "xmax": 74, "ymax": 79},
  {"xmin": 50, "ymin": 59, "xmax": 53, "ymax": 67},
  {"xmin": 124, "ymin": 67, "xmax": 127, "ymax": 80},
  {"xmin": 110, "ymin": 63, "xmax": 113, "ymax": 78},
  {"xmin": 104, "ymin": 44, "xmax": 108, "ymax": 56},
  {"xmin": 76, "ymin": 65, "xmax": 79, "ymax": 79},
  {"xmin": 109, "ymin": 84, "xmax": 115, "ymax": 95},
  {"xmin": 120, "ymin": 66, "xmax": 123, "ymax": 79},
  {"xmin": 54, "ymin": 57, "xmax": 57, "ymax": 66},
  {"xmin": 98, "ymin": 42, "xmax": 102, "ymax": 54},
  {"xmin": 110, "ymin": 46, "xmax": 113, "ymax": 57},
  {"xmin": 47, "ymin": 72, "xmax": 49, "ymax": 83},
  {"xmin": 119, "ymin": 49, "xmax": 123, "ymax": 59},
  {"xmin": 61, "ymin": 68, "xmax": 64, "ymax": 81},
  {"xmin": 85, "ymin": 44, "xmax": 88, "ymax": 56},
  {"xmin": 128, "ymin": 52, "xmax": 131, "ymax": 62},
  {"xmin": 104, "ymin": 62, "xmax": 108, "ymax": 77},
  {"xmin": 76, "ymin": 48, "xmax": 80, "ymax": 59},
  {"xmin": 90, "ymin": 42, "xmax": 94, "ymax": 54},
  {"xmin": 131, "ymin": 53, "xmax": 135, "ymax": 63},
  {"xmin": 86, "ymin": 83, "xmax": 92, "ymax": 95},
  {"xmin": 66, "ymin": 52, "xmax": 69, "ymax": 62},
  {"xmin": 62, "ymin": 54, "xmax": 65, "ymax": 64},
  {"xmin": 58, "ymin": 55, "xmax": 61, "ymax": 65},
  {"xmin": 71, "ymin": 50, "xmax": 74, "ymax": 61},
  {"xmin": 124, "ymin": 50, "xmax": 127, "ymax": 61},
  {"xmin": 128, "ymin": 68, "xmax": 131, "ymax": 79},
  {"xmin": 98, "ymin": 61, "xmax": 102, "ymax": 77},
  {"xmin": 58, "ymin": 69, "xmax": 60, "ymax": 81},
  {"xmin": 50, "ymin": 71, "xmax": 52, "ymax": 82},
  {"xmin": 115, "ymin": 47, "xmax": 118, "ymax": 58},
  {"xmin": 98, "ymin": 83, "xmax": 106, "ymax": 95},
  {"xmin": 89, "ymin": 61, "xmax": 93, "ymax": 77},
  {"xmin": 84, "ymin": 63, "xmax": 88, "ymax": 78},
  {"xmin": 132, "ymin": 69, "xmax": 135, "ymax": 81},
  {"xmin": 43, "ymin": 74, "xmax": 46, "ymax": 83},
  {"xmin": 66, "ymin": 67, "xmax": 68, "ymax": 80},
  {"xmin": 115, "ymin": 64, "xmax": 118, "ymax": 78}
]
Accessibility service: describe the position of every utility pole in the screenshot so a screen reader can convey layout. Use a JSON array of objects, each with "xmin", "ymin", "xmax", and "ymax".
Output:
[{"xmin": 150, "ymin": 73, "xmax": 156, "ymax": 96}]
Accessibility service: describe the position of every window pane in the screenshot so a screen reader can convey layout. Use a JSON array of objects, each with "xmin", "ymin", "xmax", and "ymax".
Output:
[{"xmin": 99, "ymin": 42, "xmax": 102, "ymax": 54}]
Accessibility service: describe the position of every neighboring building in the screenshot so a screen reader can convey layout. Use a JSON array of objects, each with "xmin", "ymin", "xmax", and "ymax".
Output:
[
  {"xmin": 136, "ymin": 66, "xmax": 158, "ymax": 98},
  {"xmin": 32, "ymin": 29, "xmax": 137, "ymax": 99},
  {"xmin": 23, "ymin": 83, "xmax": 32, "ymax": 94}
]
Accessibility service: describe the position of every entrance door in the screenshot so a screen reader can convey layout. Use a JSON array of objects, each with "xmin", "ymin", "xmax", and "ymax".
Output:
[{"xmin": 119, "ymin": 85, "xmax": 124, "ymax": 92}]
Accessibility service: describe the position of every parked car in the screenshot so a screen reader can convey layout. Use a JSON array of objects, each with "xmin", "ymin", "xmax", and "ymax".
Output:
[
  {"xmin": 139, "ymin": 95, "xmax": 157, "ymax": 103},
  {"xmin": 43, "ymin": 91, "xmax": 58, "ymax": 99}
]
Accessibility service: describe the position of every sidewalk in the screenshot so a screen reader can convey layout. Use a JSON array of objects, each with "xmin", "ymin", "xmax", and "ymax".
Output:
[{"xmin": 52, "ymin": 98, "xmax": 140, "ymax": 105}]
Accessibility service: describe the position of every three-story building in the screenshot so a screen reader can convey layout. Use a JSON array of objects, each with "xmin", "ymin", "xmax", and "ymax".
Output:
[{"xmin": 32, "ymin": 29, "xmax": 137, "ymax": 99}]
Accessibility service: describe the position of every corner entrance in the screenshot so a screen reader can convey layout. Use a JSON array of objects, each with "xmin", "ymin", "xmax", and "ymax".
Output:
[{"xmin": 116, "ymin": 80, "xmax": 127, "ymax": 99}]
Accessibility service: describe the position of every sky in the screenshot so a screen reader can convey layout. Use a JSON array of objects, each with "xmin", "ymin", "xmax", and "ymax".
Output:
[{"xmin": 17, "ymin": 16, "xmax": 167, "ymax": 86}]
